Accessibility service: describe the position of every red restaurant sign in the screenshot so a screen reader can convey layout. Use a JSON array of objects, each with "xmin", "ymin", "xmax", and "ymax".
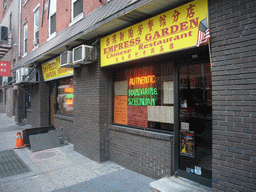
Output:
[{"xmin": 0, "ymin": 61, "xmax": 11, "ymax": 77}]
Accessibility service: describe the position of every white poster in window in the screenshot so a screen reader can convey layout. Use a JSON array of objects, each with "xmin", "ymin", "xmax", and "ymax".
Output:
[
  {"xmin": 148, "ymin": 106, "xmax": 160, "ymax": 122},
  {"xmin": 163, "ymin": 81, "xmax": 174, "ymax": 104},
  {"xmin": 194, "ymin": 166, "xmax": 202, "ymax": 175},
  {"xmin": 114, "ymin": 81, "xmax": 127, "ymax": 96},
  {"xmin": 148, "ymin": 106, "xmax": 174, "ymax": 124},
  {"xmin": 181, "ymin": 122, "xmax": 189, "ymax": 130}
]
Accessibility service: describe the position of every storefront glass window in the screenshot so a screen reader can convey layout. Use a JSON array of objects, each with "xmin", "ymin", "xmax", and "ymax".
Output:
[
  {"xmin": 57, "ymin": 78, "xmax": 73, "ymax": 116},
  {"xmin": 114, "ymin": 63, "xmax": 174, "ymax": 132}
]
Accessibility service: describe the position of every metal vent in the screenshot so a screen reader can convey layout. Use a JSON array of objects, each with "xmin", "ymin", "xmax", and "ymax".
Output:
[
  {"xmin": 0, "ymin": 150, "xmax": 31, "ymax": 179},
  {"xmin": 73, "ymin": 46, "xmax": 83, "ymax": 61},
  {"xmin": 60, "ymin": 51, "xmax": 72, "ymax": 67},
  {"xmin": 61, "ymin": 52, "xmax": 68, "ymax": 63},
  {"xmin": 73, "ymin": 44, "xmax": 97, "ymax": 65}
]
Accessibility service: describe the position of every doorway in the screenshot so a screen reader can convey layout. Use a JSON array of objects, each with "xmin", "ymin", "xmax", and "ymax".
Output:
[
  {"xmin": 175, "ymin": 57, "xmax": 212, "ymax": 186},
  {"xmin": 49, "ymin": 83, "xmax": 56, "ymax": 126}
]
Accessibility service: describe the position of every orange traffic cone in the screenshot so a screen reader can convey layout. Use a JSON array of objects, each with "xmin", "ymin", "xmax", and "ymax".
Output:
[{"xmin": 14, "ymin": 132, "xmax": 26, "ymax": 149}]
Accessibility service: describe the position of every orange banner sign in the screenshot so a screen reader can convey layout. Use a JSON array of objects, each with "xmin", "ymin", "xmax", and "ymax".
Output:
[{"xmin": 114, "ymin": 96, "xmax": 128, "ymax": 125}]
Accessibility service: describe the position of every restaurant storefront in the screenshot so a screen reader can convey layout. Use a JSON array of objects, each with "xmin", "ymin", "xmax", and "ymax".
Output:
[
  {"xmin": 101, "ymin": 0, "xmax": 212, "ymax": 186},
  {"xmin": 12, "ymin": 0, "xmax": 255, "ymax": 190},
  {"xmin": 41, "ymin": 57, "xmax": 74, "ymax": 127}
]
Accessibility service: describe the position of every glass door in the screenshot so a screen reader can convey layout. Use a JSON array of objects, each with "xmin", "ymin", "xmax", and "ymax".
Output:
[{"xmin": 178, "ymin": 62, "xmax": 212, "ymax": 180}]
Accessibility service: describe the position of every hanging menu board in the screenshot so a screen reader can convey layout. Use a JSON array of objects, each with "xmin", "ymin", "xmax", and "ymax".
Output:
[{"xmin": 180, "ymin": 130, "xmax": 195, "ymax": 158}]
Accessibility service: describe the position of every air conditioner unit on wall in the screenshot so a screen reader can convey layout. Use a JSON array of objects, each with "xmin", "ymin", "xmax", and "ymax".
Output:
[
  {"xmin": 16, "ymin": 67, "xmax": 38, "ymax": 84},
  {"xmin": 16, "ymin": 69, "xmax": 21, "ymax": 84},
  {"xmin": 2, "ymin": 76, "xmax": 12, "ymax": 86},
  {"xmin": 72, "ymin": 44, "xmax": 97, "ymax": 65},
  {"xmin": 60, "ymin": 51, "xmax": 72, "ymax": 67},
  {"xmin": 33, "ymin": 38, "xmax": 39, "ymax": 47},
  {"xmin": 23, "ymin": 68, "xmax": 38, "ymax": 83},
  {"xmin": 33, "ymin": 31, "xmax": 39, "ymax": 47}
]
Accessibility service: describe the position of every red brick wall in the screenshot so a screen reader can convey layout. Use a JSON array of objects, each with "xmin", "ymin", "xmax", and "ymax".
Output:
[
  {"xmin": 56, "ymin": 0, "xmax": 71, "ymax": 33},
  {"xmin": 20, "ymin": 0, "xmax": 107, "ymax": 56},
  {"xmin": 22, "ymin": 0, "xmax": 41, "ymax": 54}
]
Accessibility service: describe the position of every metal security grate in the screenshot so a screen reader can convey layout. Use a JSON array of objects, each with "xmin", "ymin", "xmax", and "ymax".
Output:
[{"xmin": 0, "ymin": 150, "xmax": 31, "ymax": 179}]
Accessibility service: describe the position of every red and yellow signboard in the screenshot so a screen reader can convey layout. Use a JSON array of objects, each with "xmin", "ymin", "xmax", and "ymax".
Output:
[
  {"xmin": 0, "ymin": 61, "xmax": 11, "ymax": 77},
  {"xmin": 42, "ymin": 57, "xmax": 73, "ymax": 81},
  {"xmin": 100, "ymin": 0, "xmax": 209, "ymax": 67}
]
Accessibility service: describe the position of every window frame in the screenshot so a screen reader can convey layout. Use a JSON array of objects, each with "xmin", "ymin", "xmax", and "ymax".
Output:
[
  {"xmin": 23, "ymin": 0, "xmax": 29, "ymax": 6},
  {"xmin": 70, "ymin": 0, "xmax": 84, "ymax": 27},
  {"xmin": 23, "ymin": 21, "xmax": 28, "ymax": 56},
  {"xmin": 9, "ymin": 13, "xmax": 12, "ymax": 31},
  {"xmin": 113, "ymin": 62, "xmax": 175, "ymax": 134},
  {"xmin": 33, "ymin": 4, "xmax": 40, "ymax": 48},
  {"xmin": 56, "ymin": 77, "xmax": 74, "ymax": 117},
  {"xmin": 3, "ymin": 0, "xmax": 7, "ymax": 11},
  {"xmin": 48, "ymin": 0, "xmax": 56, "ymax": 40}
]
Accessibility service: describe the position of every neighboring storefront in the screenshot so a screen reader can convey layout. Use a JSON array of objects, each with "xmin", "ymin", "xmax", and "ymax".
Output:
[
  {"xmin": 41, "ymin": 57, "xmax": 74, "ymax": 126},
  {"xmin": 100, "ymin": 0, "xmax": 212, "ymax": 186}
]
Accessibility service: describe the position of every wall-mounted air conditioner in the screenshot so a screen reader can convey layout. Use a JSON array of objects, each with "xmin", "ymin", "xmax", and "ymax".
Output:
[
  {"xmin": 33, "ymin": 38, "xmax": 39, "ymax": 47},
  {"xmin": 72, "ymin": 44, "xmax": 97, "ymax": 65},
  {"xmin": 60, "ymin": 51, "xmax": 72, "ymax": 67},
  {"xmin": 2, "ymin": 76, "xmax": 12, "ymax": 86},
  {"xmin": 20, "ymin": 67, "xmax": 29, "ymax": 80},
  {"xmin": 16, "ymin": 67, "xmax": 39, "ymax": 84},
  {"xmin": 16, "ymin": 69, "xmax": 21, "ymax": 84},
  {"xmin": 23, "ymin": 68, "xmax": 38, "ymax": 83},
  {"xmin": 33, "ymin": 31, "xmax": 39, "ymax": 47}
]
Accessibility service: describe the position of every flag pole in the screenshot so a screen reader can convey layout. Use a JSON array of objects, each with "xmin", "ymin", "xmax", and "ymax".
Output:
[{"xmin": 206, "ymin": 13, "xmax": 213, "ymax": 73}]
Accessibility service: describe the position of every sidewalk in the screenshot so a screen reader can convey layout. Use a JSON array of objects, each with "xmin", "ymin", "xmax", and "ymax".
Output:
[
  {"xmin": 0, "ymin": 114, "xmax": 211, "ymax": 192},
  {"xmin": 0, "ymin": 114, "xmax": 154, "ymax": 192}
]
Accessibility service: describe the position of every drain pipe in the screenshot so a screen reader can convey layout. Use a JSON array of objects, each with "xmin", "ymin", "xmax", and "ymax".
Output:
[{"xmin": 18, "ymin": 0, "xmax": 22, "ymax": 58}]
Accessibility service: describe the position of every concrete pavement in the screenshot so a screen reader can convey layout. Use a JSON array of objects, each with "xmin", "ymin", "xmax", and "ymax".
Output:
[
  {"xmin": 0, "ymin": 113, "xmax": 154, "ymax": 192},
  {"xmin": 0, "ymin": 113, "xmax": 212, "ymax": 192}
]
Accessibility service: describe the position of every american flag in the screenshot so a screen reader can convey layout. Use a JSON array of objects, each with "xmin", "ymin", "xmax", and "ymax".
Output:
[{"xmin": 195, "ymin": 18, "xmax": 210, "ymax": 47}]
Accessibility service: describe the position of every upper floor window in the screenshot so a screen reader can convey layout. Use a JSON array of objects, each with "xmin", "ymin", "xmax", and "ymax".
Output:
[
  {"xmin": 49, "ymin": 0, "xmax": 56, "ymax": 39},
  {"xmin": 33, "ymin": 5, "xmax": 40, "ymax": 47},
  {"xmin": 23, "ymin": 0, "xmax": 29, "ymax": 6},
  {"xmin": 24, "ymin": 22, "xmax": 28, "ymax": 55},
  {"xmin": 9, "ymin": 13, "xmax": 12, "ymax": 31},
  {"xmin": 3, "ymin": 0, "xmax": 7, "ymax": 11},
  {"xmin": 70, "ymin": 0, "xmax": 83, "ymax": 25}
]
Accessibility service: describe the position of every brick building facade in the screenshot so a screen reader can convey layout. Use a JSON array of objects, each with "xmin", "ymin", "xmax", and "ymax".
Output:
[
  {"xmin": 1, "ymin": 0, "xmax": 255, "ymax": 191},
  {"xmin": 209, "ymin": 0, "xmax": 255, "ymax": 191},
  {"xmin": 0, "ymin": 0, "xmax": 19, "ymax": 116}
]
